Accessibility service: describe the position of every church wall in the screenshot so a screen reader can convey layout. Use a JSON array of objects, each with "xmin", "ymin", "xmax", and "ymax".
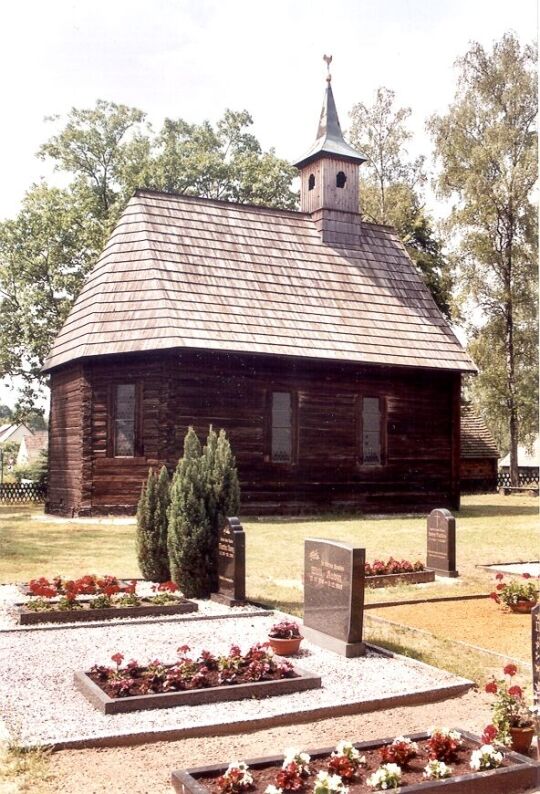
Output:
[{"xmin": 46, "ymin": 349, "xmax": 461, "ymax": 516}]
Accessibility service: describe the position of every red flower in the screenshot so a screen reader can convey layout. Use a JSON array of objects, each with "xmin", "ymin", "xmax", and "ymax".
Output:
[
  {"xmin": 495, "ymin": 573, "xmax": 504, "ymax": 581},
  {"xmin": 508, "ymin": 685, "xmax": 523, "ymax": 698},
  {"xmin": 177, "ymin": 644, "xmax": 191, "ymax": 655},
  {"xmin": 485, "ymin": 681, "xmax": 498, "ymax": 694},
  {"xmin": 111, "ymin": 652, "xmax": 124, "ymax": 667},
  {"xmin": 503, "ymin": 663, "xmax": 518, "ymax": 677},
  {"xmin": 496, "ymin": 583, "xmax": 505, "ymax": 591},
  {"xmin": 489, "ymin": 592, "xmax": 500, "ymax": 603},
  {"xmin": 481, "ymin": 724, "xmax": 498, "ymax": 743},
  {"xmin": 522, "ymin": 573, "xmax": 532, "ymax": 579}
]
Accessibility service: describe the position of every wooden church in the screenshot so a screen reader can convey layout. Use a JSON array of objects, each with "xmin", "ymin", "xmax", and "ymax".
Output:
[{"xmin": 43, "ymin": 71, "xmax": 475, "ymax": 517}]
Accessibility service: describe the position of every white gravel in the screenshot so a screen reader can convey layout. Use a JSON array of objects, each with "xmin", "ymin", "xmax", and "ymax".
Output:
[{"xmin": 0, "ymin": 610, "xmax": 472, "ymax": 748}]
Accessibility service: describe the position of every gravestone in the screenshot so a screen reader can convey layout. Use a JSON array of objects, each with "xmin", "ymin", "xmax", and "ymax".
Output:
[
  {"xmin": 210, "ymin": 517, "xmax": 246, "ymax": 607},
  {"xmin": 532, "ymin": 604, "xmax": 540, "ymax": 706},
  {"xmin": 426, "ymin": 508, "xmax": 458, "ymax": 577},
  {"xmin": 302, "ymin": 538, "xmax": 365, "ymax": 657}
]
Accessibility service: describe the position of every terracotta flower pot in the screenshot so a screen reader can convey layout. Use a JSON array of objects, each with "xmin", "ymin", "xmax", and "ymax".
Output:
[
  {"xmin": 267, "ymin": 635, "xmax": 303, "ymax": 656},
  {"xmin": 509, "ymin": 725, "xmax": 535, "ymax": 755},
  {"xmin": 509, "ymin": 599, "xmax": 537, "ymax": 614}
]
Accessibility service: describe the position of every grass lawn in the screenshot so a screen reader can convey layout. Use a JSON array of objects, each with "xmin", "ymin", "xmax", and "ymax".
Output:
[{"xmin": 0, "ymin": 493, "xmax": 537, "ymax": 684}]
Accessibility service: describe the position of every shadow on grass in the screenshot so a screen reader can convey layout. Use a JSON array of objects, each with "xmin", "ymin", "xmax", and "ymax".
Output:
[
  {"xmin": 457, "ymin": 504, "xmax": 538, "ymax": 518},
  {"xmin": 248, "ymin": 596, "xmax": 304, "ymax": 617}
]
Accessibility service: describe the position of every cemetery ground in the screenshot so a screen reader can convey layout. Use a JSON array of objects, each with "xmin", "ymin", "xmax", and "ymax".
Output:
[{"xmin": 0, "ymin": 493, "xmax": 538, "ymax": 792}]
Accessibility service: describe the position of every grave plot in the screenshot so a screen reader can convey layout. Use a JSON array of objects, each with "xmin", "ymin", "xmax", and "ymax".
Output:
[
  {"xmin": 171, "ymin": 729, "xmax": 540, "ymax": 794},
  {"xmin": 0, "ymin": 612, "xmax": 473, "ymax": 748}
]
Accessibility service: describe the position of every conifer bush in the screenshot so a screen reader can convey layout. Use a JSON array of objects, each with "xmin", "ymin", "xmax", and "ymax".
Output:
[
  {"xmin": 136, "ymin": 465, "xmax": 171, "ymax": 582},
  {"xmin": 168, "ymin": 428, "xmax": 212, "ymax": 598}
]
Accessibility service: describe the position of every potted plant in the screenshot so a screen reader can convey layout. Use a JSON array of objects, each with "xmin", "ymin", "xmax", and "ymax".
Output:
[
  {"xmin": 483, "ymin": 664, "xmax": 536, "ymax": 754},
  {"xmin": 490, "ymin": 573, "xmax": 539, "ymax": 613},
  {"xmin": 267, "ymin": 620, "xmax": 303, "ymax": 656}
]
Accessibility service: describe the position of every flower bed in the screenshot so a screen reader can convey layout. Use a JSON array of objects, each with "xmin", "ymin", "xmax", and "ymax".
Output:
[
  {"xmin": 75, "ymin": 644, "xmax": 321, "ymax": 714},
  {"xmin": 489, "ymin": 573, "xmax": 539, "ymax": 612},
  {"xmin": 171, "ymin": 730, "xmax": 540, "ymax": 794},
  {"xmin": 365, "ymin": 559, "xmax": 434, "ymax": 588},
  {"xmin": 16, "ymin": 578, "xmax": 198, "ymax": 625}
]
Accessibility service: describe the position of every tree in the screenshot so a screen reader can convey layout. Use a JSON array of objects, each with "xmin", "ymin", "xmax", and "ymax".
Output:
[
  {"xmin": 429, "ymin": 34, "xmax": 538, "ymax": 483},
  {"xmin": 349, "ymin": 87, "xmax": 452, "ymax": 316},
  {"xmin": 202, "ymin": 427, "xmax": 240, "ymax": 590},
  {"xmin": 167, "ymin": 427, "xmax": 211, "ymax": 597},
  {"xmin": 136, "ymin": 466, "xmax": 171, "ymax": 582}
]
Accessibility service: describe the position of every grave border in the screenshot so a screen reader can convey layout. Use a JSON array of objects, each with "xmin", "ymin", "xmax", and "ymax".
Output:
[
  {"xmin": 171, "ymin": 729, "xmax": 540, "ymax": 794},
  {"xmin": 74, "ymin": 664, "xmax": 322, "ymax": 715},
  {"xmin": 16, "ymin": 599, "xmax": 198, "ymax": 625}
]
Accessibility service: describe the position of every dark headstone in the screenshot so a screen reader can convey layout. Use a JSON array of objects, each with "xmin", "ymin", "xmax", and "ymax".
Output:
[
  {"xmin": 210, "ymin": 517, "xmax": 246, "ymax": 607},
  {"xmin": 302, "ymin": 538, "xmax": 365, "ymax": 657},
  {"xmin": 426, "ymin": 508, "xmax": 458, "ymax": 577},
  {"xmin": 532, "ymin": 604, "xmax": 540, "ymax": 706}
]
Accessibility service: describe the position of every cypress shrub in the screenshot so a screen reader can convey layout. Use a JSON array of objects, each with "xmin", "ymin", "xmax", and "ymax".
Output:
[
  {"xmin": 203, "ymin": 427, "xmax": 241, "ymax": 590},
  {"xmin": 168, "ymin": 427, "xmax": 212, "ymax": 597},
  {"xmin": 136, "ymin": 466, "xmax": 171, "ymax": 582}
]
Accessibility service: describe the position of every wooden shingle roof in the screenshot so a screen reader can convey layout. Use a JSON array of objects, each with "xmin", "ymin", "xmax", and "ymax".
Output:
[
  {"xmin": 42, "ymin": 190, "xmax": 476, "ymax": 373},
  {"xmin": 461, "ymin": 405, "xmax": 499, "ymax": 459}
]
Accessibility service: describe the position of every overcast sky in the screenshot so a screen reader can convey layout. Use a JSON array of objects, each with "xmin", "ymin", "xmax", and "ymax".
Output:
[{"xmin": 0, "ymin": 0, "xmax": 536, "ymax": 407}]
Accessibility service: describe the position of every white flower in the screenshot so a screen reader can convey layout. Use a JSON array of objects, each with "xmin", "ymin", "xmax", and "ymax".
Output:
[
  {"xmin": 391, "ymin": 735, "xmax": 418, "ymax": 752},
  {"xmin": 428, "ymin": 727, "xmax": 462, "ymax": 743},
  {"xmin": 366, "ymin": 764, "xmax": 402, "ymax": 790},
  {"xmin": 333, "ymin": 741, "xmax": 364, "ymax": 764},
  {"xmin": 265, "ymin": 787, "xmax": 282, "ymax": 794},
  {"xmin": 313, "ymin": 770, "xmax": 349, "ymax": 794},
  {"xmin": 223, "ymin": 761, "xmax": 253, "ymax": 787},
  {"xmin": 423, "ymin": 760, "xmax": 452, "ymax": 780},
  {"xmin": 470, "ymin": 745, "xmax": 503, "ymax": 771},
  {"xmin": 282, "ymin": 748, "xmax": 311, "ymax": 773}
]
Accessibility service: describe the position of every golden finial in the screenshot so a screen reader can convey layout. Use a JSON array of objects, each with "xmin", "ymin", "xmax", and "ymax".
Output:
[{"xmin": 323, "ymin": 54, "xmax": 332, "ymax": 82}]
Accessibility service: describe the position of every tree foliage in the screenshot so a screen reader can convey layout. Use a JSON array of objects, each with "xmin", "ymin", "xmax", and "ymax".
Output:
[
  {"xmin": 429, "ymin": 33, "xmax": 538, "ymax": 478},
  {"xmin": 167, "ymin": 428, "xmax": 212, "ymax": 598},
  {"xmin": 349, "ymin": 87, "xmax": 453, "ymax": 315},
  {"xmin": 136, "ymin": 466, "xmax": 171, "ymax": 582},
  {"xmin": 202, "ymin": 427, "xmax": 240, "ymax": 590},
  {"xmin": 0, "ymin": 102, "xmax": 297, "ymax": 400}
]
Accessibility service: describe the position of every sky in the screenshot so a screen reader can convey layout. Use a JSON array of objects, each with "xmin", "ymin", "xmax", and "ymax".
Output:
[{"xmin": 0, "ymin": 0, "xmax": 536, "ymax": 407}]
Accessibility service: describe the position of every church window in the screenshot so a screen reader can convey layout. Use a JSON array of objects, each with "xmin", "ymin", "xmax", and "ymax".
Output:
[
  {"xmin": 308, "ymin": 173, "xmax": 315, "ymax": 190},
  {"xmin": 336, "ymin": 171, "xmax": 347, "ymax": 188}
]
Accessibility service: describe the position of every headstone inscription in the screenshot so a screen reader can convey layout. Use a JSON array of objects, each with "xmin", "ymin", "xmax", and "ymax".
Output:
[
  {"xmin": 210, "ymin": 517, "xmax": 246, "ymax": 607},
  {"xmin": 426, "ymin": 508, "xmax": 458, "ymax": 577},
  {"xmin": 302, "ymin": 538, "xmax": 365, "ymax": 658},
  {"xmin": 532, "ymin": 604, "xmax": 540, "ymax": 706}
]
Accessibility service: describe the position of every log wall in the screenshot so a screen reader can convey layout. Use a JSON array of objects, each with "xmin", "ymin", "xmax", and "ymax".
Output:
[
  {"xmin": 460, "ymin": 458, "xmax": 497, "ymax": 493},
  {"xmin": 46, "ymin": 350, "xmax": 461, "ymax": 516}
]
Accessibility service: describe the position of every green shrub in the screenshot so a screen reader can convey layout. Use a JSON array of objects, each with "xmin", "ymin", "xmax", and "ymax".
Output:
[{"xmin": 136, "ymin": 466, "xmax": 171, "ymax": 582}]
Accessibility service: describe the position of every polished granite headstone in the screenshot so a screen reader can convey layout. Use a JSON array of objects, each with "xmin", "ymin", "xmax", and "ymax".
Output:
[
  {"xmin": 210, "ymin": 517, "xmax": 246, "ymax": 607},
  {"xmin": 303, "ymin": 538, "xmax": 365, "ymax": 657},
  {"xmin": 532, "ymin": 604, "xmax": 540, "ymax": 706},
  {"xmin": 426, "ymin": 508, "xmax": 458, "ymax": 577}
]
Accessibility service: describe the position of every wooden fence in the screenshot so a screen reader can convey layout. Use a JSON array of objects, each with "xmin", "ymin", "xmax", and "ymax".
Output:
[{"xmin": 0, "ymin": 482, "xmax": 47, "ymax": 504}]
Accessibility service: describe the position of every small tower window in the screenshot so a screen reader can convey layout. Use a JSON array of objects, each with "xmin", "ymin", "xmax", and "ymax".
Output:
[
  {"xmin": 308, "ymin": 174, "xmax": 315, "ymax": 191},
  {"xmin": 336, "ymin": 171, "xmax": 347, "ymax": 188}
]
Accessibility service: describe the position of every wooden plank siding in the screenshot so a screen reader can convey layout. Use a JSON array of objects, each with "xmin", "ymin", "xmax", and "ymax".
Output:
[{"xmin": 46, "ymin": 350, "xmax": 460, "ymax": 517}]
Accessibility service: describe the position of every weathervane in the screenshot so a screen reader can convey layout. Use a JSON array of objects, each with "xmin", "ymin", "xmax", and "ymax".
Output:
[{"xmin": 323, "ymin": 54, "xmax": 332, "ymax": 82}]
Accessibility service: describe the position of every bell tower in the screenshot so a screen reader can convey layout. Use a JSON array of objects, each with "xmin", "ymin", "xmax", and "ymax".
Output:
[{"xmin": 294, "ymin": 57, "xmax": 366, "ymax": 246}]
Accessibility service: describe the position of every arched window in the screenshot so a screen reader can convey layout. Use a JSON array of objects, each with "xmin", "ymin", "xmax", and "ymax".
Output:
[
  {"xmin": 308, "ymin": 174, "xmax": 315, "ymax": 191},
  {"xmin": 336, "ymin": 171, "xmax": 347, "ymax": 188}
]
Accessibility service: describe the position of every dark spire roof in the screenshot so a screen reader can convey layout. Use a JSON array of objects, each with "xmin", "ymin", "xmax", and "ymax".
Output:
[{"xmin": 294, "ymin": 80, "xmax": 366, "ymax": 169}]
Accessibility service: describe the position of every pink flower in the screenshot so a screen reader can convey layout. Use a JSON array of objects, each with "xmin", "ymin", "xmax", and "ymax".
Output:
[
  {"xmin": 495, "ymin": 573, "xmax": 504, "ymax": 581},
  {"xmin": 177, "ymin": 644, "xmax": 191, "ymax": 655},
  {"xmin": 522, "ymin": 573, "xmax": 532, "ymax": 579},
  {"xmin": 503, "ymin": 663, "xmax": 518, "ymax": 677},
  {"xmin": 111, "ymin": 652, "xmax": 124, "ymax": 667}
]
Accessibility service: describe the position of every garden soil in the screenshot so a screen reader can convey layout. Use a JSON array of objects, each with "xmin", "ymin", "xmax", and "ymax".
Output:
[
  {"xmin": 39, "ymin": 689, "xmax": 525, "ymax": 794},
  {"xmin": 371, "ymin": 598, "xmax": 531, "ymax": 660}
]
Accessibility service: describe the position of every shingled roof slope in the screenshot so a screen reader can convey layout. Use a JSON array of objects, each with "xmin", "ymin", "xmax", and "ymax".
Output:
[
  {"xmin": 42, "ymin": 190, "xmax": 476, "ymax": 373},
  {"xmin": 461, "ymin": 405, "xmax": 499, "ymax": 458}
]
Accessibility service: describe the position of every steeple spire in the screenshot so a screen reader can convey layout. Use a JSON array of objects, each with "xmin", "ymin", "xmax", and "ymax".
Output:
[{"xmin": 293, "ymin": 57, "xmax": 366, "ymax": 169}]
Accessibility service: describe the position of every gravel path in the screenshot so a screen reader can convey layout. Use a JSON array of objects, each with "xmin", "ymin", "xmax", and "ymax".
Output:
[{"xmin": 0, "ymin": 611, "xmax": 471, "ymax": 748}]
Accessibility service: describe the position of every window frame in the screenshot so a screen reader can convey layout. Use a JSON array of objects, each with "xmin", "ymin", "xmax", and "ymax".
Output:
[
  {"xmin": 264, "ymin": 389, "xmax": 298, "ymax": 465},
  {"xmin": 107, "ymin": 381, "xmax": 143, "ymax": 458},
  {"xmin": 356, "ymin": 395, "xmax": 386, "ymax": 467}
]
